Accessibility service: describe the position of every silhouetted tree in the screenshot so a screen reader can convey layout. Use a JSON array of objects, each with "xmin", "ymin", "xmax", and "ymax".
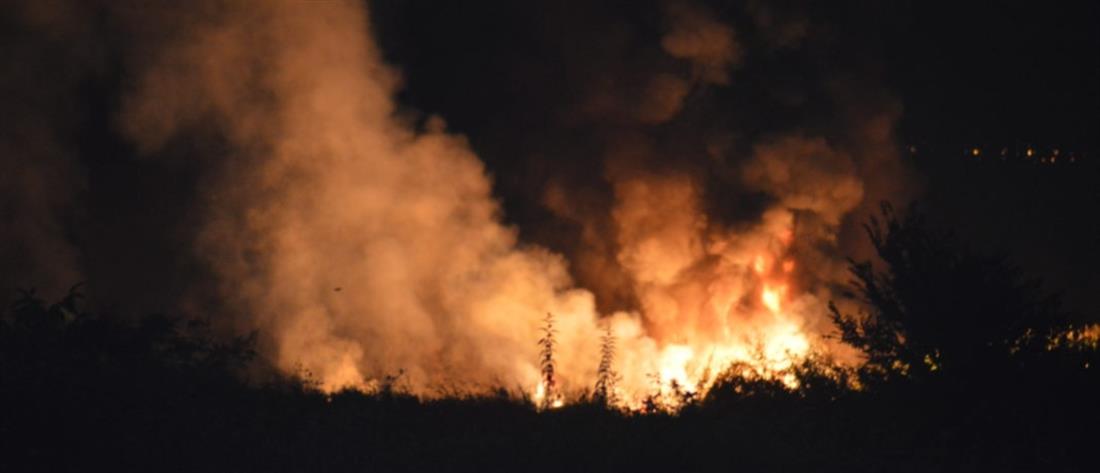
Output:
[{"xmin": 831, "ymin": 203, "xmax": 1063, "ymax": 382}]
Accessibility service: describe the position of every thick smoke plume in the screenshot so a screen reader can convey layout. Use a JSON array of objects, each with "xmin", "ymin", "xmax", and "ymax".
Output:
[
  {"xmin": 116, "ymin": 0, "xmax": 607, "ymax": 394},
  {"xmin": 2, "ymin": 0, "xmax": 913, "ymax": 405}
]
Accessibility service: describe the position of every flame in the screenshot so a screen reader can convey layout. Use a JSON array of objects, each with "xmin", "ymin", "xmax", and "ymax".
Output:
[
  {"xmin": 761, "ymin": 284, "xmax": 785, "ymax": 313},
  {"xmin": 533, "ymin": 381, "xmax": 564, "ymax": 409},
  {"xmin": 594, "ymin": 179, "xmax": 847, "ymax": 410},
  {"xmin": 534, "ymin": 381, "xmax": 545, "ymax": 401},
  {"xmin": 658, "ymin": 344, "xmax": 697, "ymax": 392},
  {"xmin": 604, "ymin": 156, "xmax": 873, "ymax": 410}
]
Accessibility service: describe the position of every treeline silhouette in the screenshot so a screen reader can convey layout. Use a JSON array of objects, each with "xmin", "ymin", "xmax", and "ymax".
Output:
[{"xmin": 2, "ymin": 204, "xmax": 1097, "ymax": 472}]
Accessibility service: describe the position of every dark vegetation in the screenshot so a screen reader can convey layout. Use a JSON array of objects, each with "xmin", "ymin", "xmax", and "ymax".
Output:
[{"xmin": 2, "ymin": 204, "xmax": 1098, "ymax": 472}]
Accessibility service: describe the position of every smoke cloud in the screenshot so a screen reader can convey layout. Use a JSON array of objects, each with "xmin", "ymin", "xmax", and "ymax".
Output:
[
  {"xmin": 661, "ymin": 1, "xmax": 742, "ymax": 85},
  {"xmin": 110, "ymin": 0, "xmax": 609, "ymax": 393},
  {"xmin": 2, "ymin": 0, "xmax": 914, "ymax": 404}
]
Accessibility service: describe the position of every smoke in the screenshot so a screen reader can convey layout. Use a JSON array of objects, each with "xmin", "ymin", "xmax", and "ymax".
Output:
[
  {"xmin": 491, "ymin": 0, "xmax": 914, "ymax": 398},
  {"xmin": 108, "ymin": 0, "xmax": 609, "ymax": 393},
  {"xmin": 2, "ymin": 0, "xmax": 914, "ymax": 404},
  {"xmin": 661, "ymin": 1, "xmax": 741, "ymax": 85}
]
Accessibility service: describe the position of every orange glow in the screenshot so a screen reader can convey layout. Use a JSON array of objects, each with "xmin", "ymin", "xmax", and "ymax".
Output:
[
  {"xmin": 123, "ymin": 0, "xmax": 869, "ymax": 413},
  {"xmin": 782, "ymin": 259, "xmax": 795, "ymax": 273},
  {"xmin": 533, "ymin": 381, "xmax": 564, "ymax": 409},
  {"xmin": 658, "ymin": 345, "xmax": 697, "ymax": 391},
  {"xmin": 1049, "ymin": 324, "xmax": 1100, "ymax": 351},
  {"xmin": 761, "ymin": 284, "xmax": 785, "ymax": 313},
  {"xmin": 778, "ymin": 228, "xmax": 793, "ymax": 245},
  {"xmin": 753, "ymin": 254, "xmax": 768, "ymax": 274}
]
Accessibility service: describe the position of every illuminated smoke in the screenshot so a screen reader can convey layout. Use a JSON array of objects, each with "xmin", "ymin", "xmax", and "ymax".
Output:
[
  {"xmin": 117, "ymin": 0, "xmax": 610, "ymax": 394},
  {"xmin": 529, "ymin": 1, "xmax": 908, "ymax": 403},
  {"xmin": 3, "ymin": 0, "xmax": 913, "ymax": 407},
  {"xmin": 661, "ymin": 1, "xmax": 742, "ymax": 85},
  {"xmin": 116, "ymin": 0, "xmax": 904, "ymax": 403}
]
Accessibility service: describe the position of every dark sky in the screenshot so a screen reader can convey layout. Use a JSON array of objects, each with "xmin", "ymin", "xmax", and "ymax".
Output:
[
  {"xmin": 372, "ymin": 1, "xmax": 1099, "ymax": 148},
  {"xmin": 886, "ymin": 2, "xmax": 1099, "ymax": 148}
]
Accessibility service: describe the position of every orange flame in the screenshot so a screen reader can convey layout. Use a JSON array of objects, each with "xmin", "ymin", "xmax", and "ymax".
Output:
[{"xmin": 761, "ymin": 284, "xmax": 785, "ymax": 313}]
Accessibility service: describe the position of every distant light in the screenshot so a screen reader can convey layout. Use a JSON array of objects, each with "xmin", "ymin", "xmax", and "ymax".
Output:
[
  {"xmin": 970, "ymin": 147, "xmax": 981, "ymax": 157},
  {"xmin": 1026, "ymin": 148, "xmax": 1034, "ymax": 158}
]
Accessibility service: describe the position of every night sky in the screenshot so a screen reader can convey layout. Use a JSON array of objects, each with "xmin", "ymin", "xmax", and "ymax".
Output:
[{"xmin": 371, "ymin": 1, "xmax": 1099, "ymax": 148}]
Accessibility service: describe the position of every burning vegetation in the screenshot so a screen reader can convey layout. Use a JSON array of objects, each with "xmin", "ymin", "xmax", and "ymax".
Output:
[
  {"xmin": 2, "ymin": 0, "xmax": 1099, "ymax": 470},
  {"xmin": 0, "ymin": 0, "xmax": 1086, "ymax": 407},
  {"xmin": 2, "ymin": 0, "xmax": 894, "ymax": 408}
]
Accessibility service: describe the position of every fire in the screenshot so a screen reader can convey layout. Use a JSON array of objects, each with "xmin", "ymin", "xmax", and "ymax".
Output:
[
  {"xmin": 534, "ymin": 381, "xmax": 545, "ymax": 401},
  {"xmin": 114, "ymin": 0, "xmax": 875, "ymax": 413},
  {"xmin": 753, "ymin": 254, "xmax": 768, "ymax": 274},
  {"xmin": 761, "ymin": 322, "xmax": 811, "ymax": 369},
  {"xmin": 761, "ymin": 284, "xmax": 785, "ymax": 313},
  {"xmin": 533, "ymin": 381, "xmax": 564, "ymax": 409},
  {"xmin": 586, "ymin": 184, "xmax": 843, "ymax": 410},
  {"xmin": 523, "ymin": 219, "xmax": 824, "ymax": 412},
  {"xmin": 658, "ymin": 344, "xmax": 697, "ymax": 392}
]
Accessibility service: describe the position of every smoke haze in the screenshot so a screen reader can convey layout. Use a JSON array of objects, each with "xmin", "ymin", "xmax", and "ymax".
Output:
[{"xmin": 1, "ymin": 0, "xmax": 917, "ymax": 403}]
